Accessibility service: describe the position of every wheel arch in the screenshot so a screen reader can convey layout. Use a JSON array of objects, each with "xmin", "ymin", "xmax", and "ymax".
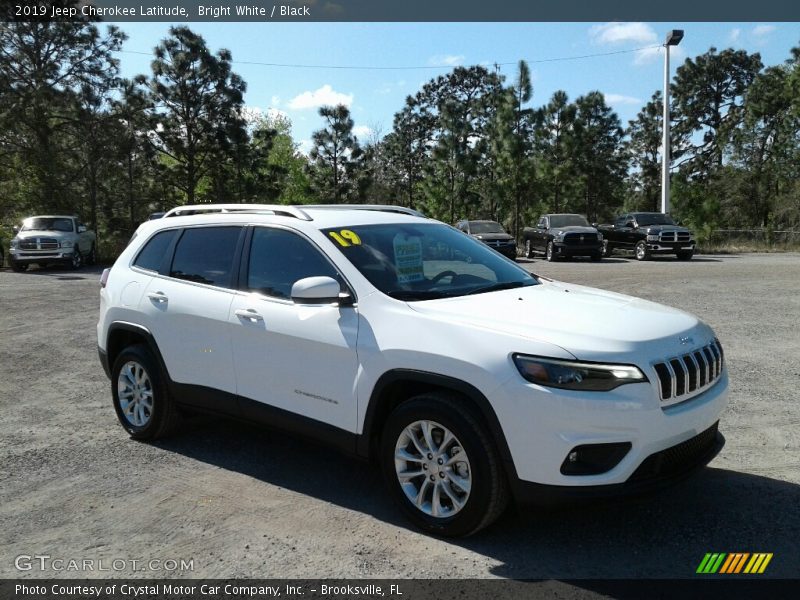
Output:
[
  {"xmin": 106, "ymin": 322, "xmax": 171, "ymax": 383},
  {"xmin": 358, "ymin": 369, "xmax": 517, "ymax": 476}
]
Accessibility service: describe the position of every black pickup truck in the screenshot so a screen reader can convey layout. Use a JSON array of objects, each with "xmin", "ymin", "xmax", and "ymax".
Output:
[
  {"xmin": 454, "ymin": 219, "xmax": 518, "ymax": 260},
  {"xmin": 597, "ymin": 212, "xmax": 695, "ymax": 261},
  {"xmin": 522, "ymin": 214, "xmax": 603, "ymax": 261}
]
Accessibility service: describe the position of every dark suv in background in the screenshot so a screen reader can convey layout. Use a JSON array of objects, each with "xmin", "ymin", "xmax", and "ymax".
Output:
[{"xmin": 455, "ymin": 220, "xmax": 517, "ymax": 260}]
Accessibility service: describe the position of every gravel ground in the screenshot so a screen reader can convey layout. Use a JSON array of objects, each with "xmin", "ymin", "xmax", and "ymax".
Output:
[{"xmin": 1, "ymin": 253, "xmax": 798, "ymax": 580}]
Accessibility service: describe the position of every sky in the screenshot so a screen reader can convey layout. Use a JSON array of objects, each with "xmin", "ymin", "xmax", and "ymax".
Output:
[{"xmin": 110, "ymin": 22, "xmax": 800, "ymax": 152}]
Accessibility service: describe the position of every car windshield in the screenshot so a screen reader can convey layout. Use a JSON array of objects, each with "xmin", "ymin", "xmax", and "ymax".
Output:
[
  {"xmin": 549, "ymin": 215, "xmax": 590, "ymax": 228},
  {"xmin": 469, "ymin": 221, "xmax": 506, "ymax": 234},
  {"xmin": 635, "ymin": 213, "xmax": 676, "ymax": 226},
  {"xmin": 21, "ymin": 217, "xmax": 73, "ymax": 232},
  {"xmin": 322, "ymin": 223, "xmax": 538, "ymax": 301}
]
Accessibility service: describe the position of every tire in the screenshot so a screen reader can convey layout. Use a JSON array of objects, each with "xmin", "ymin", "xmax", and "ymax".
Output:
[
  {"xmin": 524, "ymin": 239, "xmax": 533, "ymax": 259},
  {"xmin": 69, "ymin": 248, "xmax": 82, "ymax": 270},
  {"xmin": 546, "ymin": 241, "xmax": 557, "ymax": 262},
  {"xmin": 676, "ymin": 250, "xmax": 694, "ymax": 261},
  {"xmin": 11, "ymin": 261, "xmax": 28, "ymax": 272},
  {"xmin": 37, "ymin": 262, "xmax": 48, "ymax": 269},
  {"xmin": 87, "ymin": 243, "xmax": 97, "ymax": 266},
  {"xmin": 602, "ymin": 240, "xmax": 613, "ymax": 258},
  {"xmin": 111, "ymin": 344, "xmax": 181, "ymax": 440},
  {"xmin": 635, "ymin": 241, "xmax": 650, "ymax": 261},
  {"xmin": 381, "ymin": 392, "xmax": 509, "ymax": 537}
]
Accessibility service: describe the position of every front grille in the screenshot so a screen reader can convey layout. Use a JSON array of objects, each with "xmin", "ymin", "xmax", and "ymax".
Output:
[
  {"xmin": 19, "ymin": 238, "xmax": 59, "ymax": 250},
  {"xmin": 653, "ymin": 339, "xmax": 724, "ymax": 403},
  {"xmin": 562, "ymin": 233, "xmax": 598, "ymax": 246},
  {"xmin": 628, "ymin": 421, "xmax": 719, "ymax": 482},
  {"xmin": 659, "ymin": 231, "xmax": 692, "ymax": 243},
  {"xmin": 483, "ymin": 240, "xmax": 512, "ymax": 248}
]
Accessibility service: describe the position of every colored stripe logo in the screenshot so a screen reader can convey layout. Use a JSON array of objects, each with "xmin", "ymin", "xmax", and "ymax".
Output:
[{"xmin": 696, "ymin": 552, "xmax": 773, "ymax": 574}]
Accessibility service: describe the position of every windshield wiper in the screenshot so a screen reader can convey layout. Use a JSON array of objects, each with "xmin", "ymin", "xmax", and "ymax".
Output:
[
  {"xmin": 387, "ymin": 290, "xmax": 451, "ymax": 301},
  {"xmin": 465, "ymin": 281, "xmax": 531, "ymax": 295}
]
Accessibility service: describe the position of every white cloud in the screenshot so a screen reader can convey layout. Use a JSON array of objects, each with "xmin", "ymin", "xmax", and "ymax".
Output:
[
  {"xmin": 728, "ymin": 28, "xmax": 741, "ymax": 43},
  {"xmin": 298, "ymin": 139, "xmax": 314, "ymax": 156},
  {"xmin": 428, "ymin": 54, "xmax": 465, "ymax": 67},
  {"xmin": 590, "ymin": 22, "xmax": 657, "ymax": 46},
  {"xmin": 605, "ymin": 94, "xmax": 642, "ymax": 106},
  {"xmin": 352, "ymin": 125, "xmax": 372, "ymax": 139},
  {"xmin": 288, "ymin": 84, "xmax": 354, "ymax": 110},
  {"xmin": 752, "ymin": 24, "xmax": 776, "ymax": 37}
]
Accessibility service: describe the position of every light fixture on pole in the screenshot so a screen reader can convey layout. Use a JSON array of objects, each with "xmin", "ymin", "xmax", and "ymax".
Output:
[{"xmin": 661, "ymin": 29, "xmax": 683, "ymax": 215}]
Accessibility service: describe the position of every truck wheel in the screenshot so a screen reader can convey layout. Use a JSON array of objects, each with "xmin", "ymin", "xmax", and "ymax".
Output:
[
  {"xmin": 591, "ymin": 253, "xmax": 602, "ymax": 261},
  {"xmin": 70, "ymin": 249, "xmax": 82, "ymax": 270},
  {"xmin": 676, "ymin": 250, "xmax": 694, "ymax": 261},
  {"xmin": 635, "ymin": 241, "xmax": 650, "ymax": 261},
  {"xmin": 546, "ymin": 241, "xmax": 557, "ymax": 262},
  {"xmin": 524, "ymin": 239, "xmax": 533, "ymax": 259},
  {"xmin": 111, "ymin": 344, "xmax": 181, "ymax": 440},
  {"xmin": 602, "ymin": 240, "xmax": 613, "ymax": 257},
  {"xmin": 381, "ymin": 392, "xmax": 508, "ymax": 537},
  {"xmin": 11, "ymin": 261, "xmax": 27, "ymax": 272}
]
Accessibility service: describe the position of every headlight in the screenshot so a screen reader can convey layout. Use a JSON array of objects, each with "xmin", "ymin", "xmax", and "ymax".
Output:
[
  {"xmin": 10, "ymin": 238, "xmax": 19, "ymax": 248},
  {"xmin": 646, "ymin": 234, "xmax": 659, "ymax": 241},
  {"xmin": 555, "ymin": 231, "xmax": 565, "ymax": 241},
  {"xmin": 60, "ymin": 240, "xmax": 74, "ymax": 248},
  {"xmin": 597, "ymin": 233, "xmax": 603, "ymax": 241},
  {"xmin": 513, "ymin": 354, "xmax": 648, "ymax": 391}
]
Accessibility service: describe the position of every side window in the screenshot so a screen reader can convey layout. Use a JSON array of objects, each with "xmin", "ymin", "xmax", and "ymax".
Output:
[
  {"xmin": 133, "ymin": 229, "xmax": 179, "ymax": 272},
  {"xmin": 538, "ymin": 217, "xmax": 547, "ymax": 228},
  {"xmin": 170, "ymin": 227, "xmax": 241, "ymax": 288},
  {"xmin": 247, "ymin": 228, "xmax": 339, "ymax": 300}
]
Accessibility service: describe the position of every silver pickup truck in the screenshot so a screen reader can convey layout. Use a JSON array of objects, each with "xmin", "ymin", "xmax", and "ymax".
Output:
[{"xmin": 8, "ymin": 215, "xmax": 96, "ymax": 271}]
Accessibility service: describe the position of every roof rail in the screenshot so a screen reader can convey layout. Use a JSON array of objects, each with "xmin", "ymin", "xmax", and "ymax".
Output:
[
  {"xmin": 163, "ymin": 204, "xmax": 312, "ymax": 221},
  {"xmin": 300, "ymin": 204, "xmax": 427, "ymax": 218}
]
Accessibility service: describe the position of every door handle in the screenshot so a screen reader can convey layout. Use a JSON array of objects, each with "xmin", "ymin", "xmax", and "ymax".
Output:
[
  {"xmin": 235, "ymin": 309, "xmax": 263, "ymax": 322},
  {"xmin": 147, "ymin": 292, "xmax": 168, "ymax": 303}
]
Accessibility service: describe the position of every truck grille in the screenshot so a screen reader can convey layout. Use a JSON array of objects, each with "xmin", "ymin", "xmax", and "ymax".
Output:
[
  {"xmin": 19, "ymin": 238, "xmax": 59, "ymax": 250},
  {"xmin": 563, "ymin": 233, "xmax": 599, "ymax": 246},
  {"xmin": 659, "ymin": 231, "xmax": 692, "ymax": 243},
  {"xmin": 653, "ymin": 339, "xmax": 724, "ymax": 403}
]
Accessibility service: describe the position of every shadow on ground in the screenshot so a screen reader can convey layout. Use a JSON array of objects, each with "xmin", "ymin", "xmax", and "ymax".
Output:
[{"xmin": 155, "ymin": 416, "xmax": 800, "ymax": 580}]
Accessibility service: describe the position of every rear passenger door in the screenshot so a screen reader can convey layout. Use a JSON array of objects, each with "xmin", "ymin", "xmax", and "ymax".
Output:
[
  {"xmin": 228, "ymin": 226, "xmax": 359, "ymax": 433},
  {"xmin": 139, "ymin": 226, "xmax": 244, "ymax": 408}
]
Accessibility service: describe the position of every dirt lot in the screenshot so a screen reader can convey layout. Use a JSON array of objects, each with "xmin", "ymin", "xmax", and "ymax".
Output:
[{"xmin": 1, "ymin": 253, "xmax": 799, "ymax": 580}]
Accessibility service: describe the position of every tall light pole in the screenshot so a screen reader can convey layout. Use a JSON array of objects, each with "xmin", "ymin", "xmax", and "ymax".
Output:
[{"xmin": 661, "ymin": 29, "xmax": 684, "ymax": 214}]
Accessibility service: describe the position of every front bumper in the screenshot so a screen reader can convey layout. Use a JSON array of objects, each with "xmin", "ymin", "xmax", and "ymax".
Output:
[
  {"xmin": 511, "ymin": 424, "xmax": 724, "ymax": 506},
  {"xmin": 9, "ymin": 248, "xmax": 76, "ymax": 263},
  {"xmin": 495, "ymin": 366, "xmax": 729, "ymax": 498},
  {"xmin": 553, "ymin": 241, "xmax": 603, "ymax": 257},
  {"xmin": 482, "ymin": 242, "xmax": 517, "ymax": 259},
  {"xmin": 646, "ymin": 241, "xmax": 696, "ymax": 254}
]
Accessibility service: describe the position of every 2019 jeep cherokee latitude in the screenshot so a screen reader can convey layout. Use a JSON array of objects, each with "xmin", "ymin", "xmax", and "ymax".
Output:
[{"xmin": 97, "ymin": 204, "xmax": 728, "ymax": 536}]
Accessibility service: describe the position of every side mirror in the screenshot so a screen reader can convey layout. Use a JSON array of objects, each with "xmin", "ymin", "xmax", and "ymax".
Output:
[
  {"xmin": 12, "ymin": 225, "xmax": 19, "ymax": 234},
  {"xmin": 624, "ymin": 222, "xmax": 634, "ymax": 229},
  {"xmin": 592, "ymin": 222, "xmax": 598, "ymax": 228},
  {"xmin": 291, "ymin": 276, "xmax": 351, "ymax": 305},
  {"xmin": 78, "ymin": 225, "xmax": 87, "ymax": 233}
]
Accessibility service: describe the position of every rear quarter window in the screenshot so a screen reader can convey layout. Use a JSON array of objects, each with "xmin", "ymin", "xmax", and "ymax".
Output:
[{"xmin": 133, "ymin": 229, "xmax": 179, "ymax": 272}]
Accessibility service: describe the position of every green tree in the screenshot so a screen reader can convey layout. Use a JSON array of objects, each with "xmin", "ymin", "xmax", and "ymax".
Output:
[
  {"xmin": 626, "ymin": 91, "xmax": 663, "ymax": 212},
  {"xmin": 149, "ymin": 26, "xmax": 247, "ymax": 204},
  {"xmin": 308, "ymin": 104, "xmax": 363, "ymax": 203},
  {"xmin": 534, "ymin": 90, "xmax": 577, "ymax": 214}
]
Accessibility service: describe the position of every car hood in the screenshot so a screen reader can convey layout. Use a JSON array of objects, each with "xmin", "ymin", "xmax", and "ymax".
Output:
[
  {"xmin": 551, "ymin": 226, "xmax": 598, "ymax": 235},
  {"xmin": 15, "ymin": 230, "xmax": 73, "ymax": 239},
  {"xmin": 472, "ymin": 233, "xmax": 514, "ymax": 242},
  {"xmin": 408, "ymin": 280, "xmax": 711, "ymax": 362}
]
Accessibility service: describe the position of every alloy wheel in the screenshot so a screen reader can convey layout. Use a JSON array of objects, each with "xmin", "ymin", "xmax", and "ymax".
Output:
[
  {"xmin": 394, "ymin": 420, "xmax": 472, "ymax": 518},
  {"xmin": 117, "ymin": 360, "xmax": 154, "ymax": 427}
]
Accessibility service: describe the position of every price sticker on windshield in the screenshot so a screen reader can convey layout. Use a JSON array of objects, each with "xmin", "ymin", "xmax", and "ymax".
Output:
[{"xmin": 329, "ymin": 229, "xmax": 362, "ymax": 247}]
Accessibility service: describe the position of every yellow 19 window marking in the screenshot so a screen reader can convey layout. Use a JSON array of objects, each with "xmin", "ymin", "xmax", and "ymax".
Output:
[{"xmin": 329, "ymin": 229, "xmax": 361, "ymax": 247}]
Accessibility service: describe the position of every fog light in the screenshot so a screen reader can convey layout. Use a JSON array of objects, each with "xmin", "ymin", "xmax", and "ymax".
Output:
[{"xmin": 560, "ymin": 442, "xmax": 632, "ymax": 475}]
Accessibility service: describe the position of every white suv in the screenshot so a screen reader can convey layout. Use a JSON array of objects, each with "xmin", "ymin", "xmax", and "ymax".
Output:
[{"xmin": 98, "ymin": 204, "xmax": 728, "ymax": 536}]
